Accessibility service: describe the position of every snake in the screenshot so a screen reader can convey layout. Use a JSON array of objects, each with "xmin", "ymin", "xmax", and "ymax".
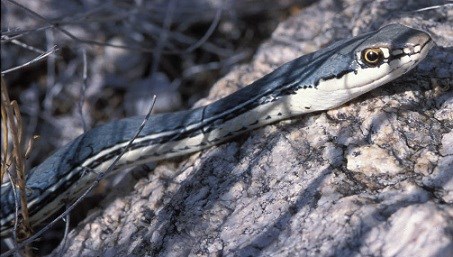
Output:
[{"xmin": 0, "ymin": 23, "xmax": 433, "ymax": 236}]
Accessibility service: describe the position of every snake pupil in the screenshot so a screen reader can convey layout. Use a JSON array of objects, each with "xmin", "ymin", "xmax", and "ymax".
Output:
[{"xmin": 367, "ymin": 51, "xmax": 378, "ymax": 61}]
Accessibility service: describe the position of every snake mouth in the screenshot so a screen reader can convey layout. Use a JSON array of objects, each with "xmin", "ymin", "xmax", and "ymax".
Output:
[{"xmin": 389, "ymin": 36, "xmax": 434, "ymax": 62}]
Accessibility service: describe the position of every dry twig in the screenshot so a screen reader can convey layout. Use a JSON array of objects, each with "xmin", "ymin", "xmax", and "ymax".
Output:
[{"xmin": 1, "ymin": 77, "xmax": 33, "ymax": 256}]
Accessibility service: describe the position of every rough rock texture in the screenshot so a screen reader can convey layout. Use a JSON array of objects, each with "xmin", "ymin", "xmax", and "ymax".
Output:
[{"xmin": 52, "ymin": 0, "xmax": 452, "ymax": 256}]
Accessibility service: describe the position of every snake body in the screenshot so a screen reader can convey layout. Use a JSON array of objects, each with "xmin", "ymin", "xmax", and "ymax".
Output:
[{"xmin": 0, "ymin": 24, "xmax": 433, "ymax": 235}]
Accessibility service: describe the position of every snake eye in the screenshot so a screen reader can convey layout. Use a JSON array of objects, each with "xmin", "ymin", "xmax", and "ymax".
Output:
[{"xmin": 361, "ymin": 48, "xmax": 384, "ymax": 66}]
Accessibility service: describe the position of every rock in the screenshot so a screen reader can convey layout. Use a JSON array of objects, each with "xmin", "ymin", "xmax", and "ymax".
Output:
[{"xmin": 51, "ymin": 0, "xmax": 452, "ymax": 256}]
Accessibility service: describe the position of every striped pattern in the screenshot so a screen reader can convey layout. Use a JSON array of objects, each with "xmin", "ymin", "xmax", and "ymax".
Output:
[{"xmin": 0, "ymin": 24, "xmax": 433, "ymax": 235}]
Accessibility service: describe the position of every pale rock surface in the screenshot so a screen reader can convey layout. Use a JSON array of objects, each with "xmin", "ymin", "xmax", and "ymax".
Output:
[{"xmin": 52, "ymin": 0, "xmax": 452, "ymax": 256}]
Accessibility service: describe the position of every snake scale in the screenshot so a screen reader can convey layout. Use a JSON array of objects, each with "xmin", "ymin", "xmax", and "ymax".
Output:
[{"xmin": 0, "ymin": 23, "xmax": 433, "ymax": 236}]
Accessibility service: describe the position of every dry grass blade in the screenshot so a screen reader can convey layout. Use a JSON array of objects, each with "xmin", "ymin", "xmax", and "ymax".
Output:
[
  {"xmin": 1, "ymin": 45, "xmax": 58, "ymax": 75},
  {"xmin": 0, "ymin": 77, "xmax": 33, "ymax": 256},
  {"xmin": 0, "ymin": 83, "xmax": 10, "ymax": 181},
  {"xmin": 2, "ymin": 36, "xmax": 47, "ymax": 54},
  {"xmin": 412, "ymin": 3, "xmax": 453, "ymax": 12}
]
